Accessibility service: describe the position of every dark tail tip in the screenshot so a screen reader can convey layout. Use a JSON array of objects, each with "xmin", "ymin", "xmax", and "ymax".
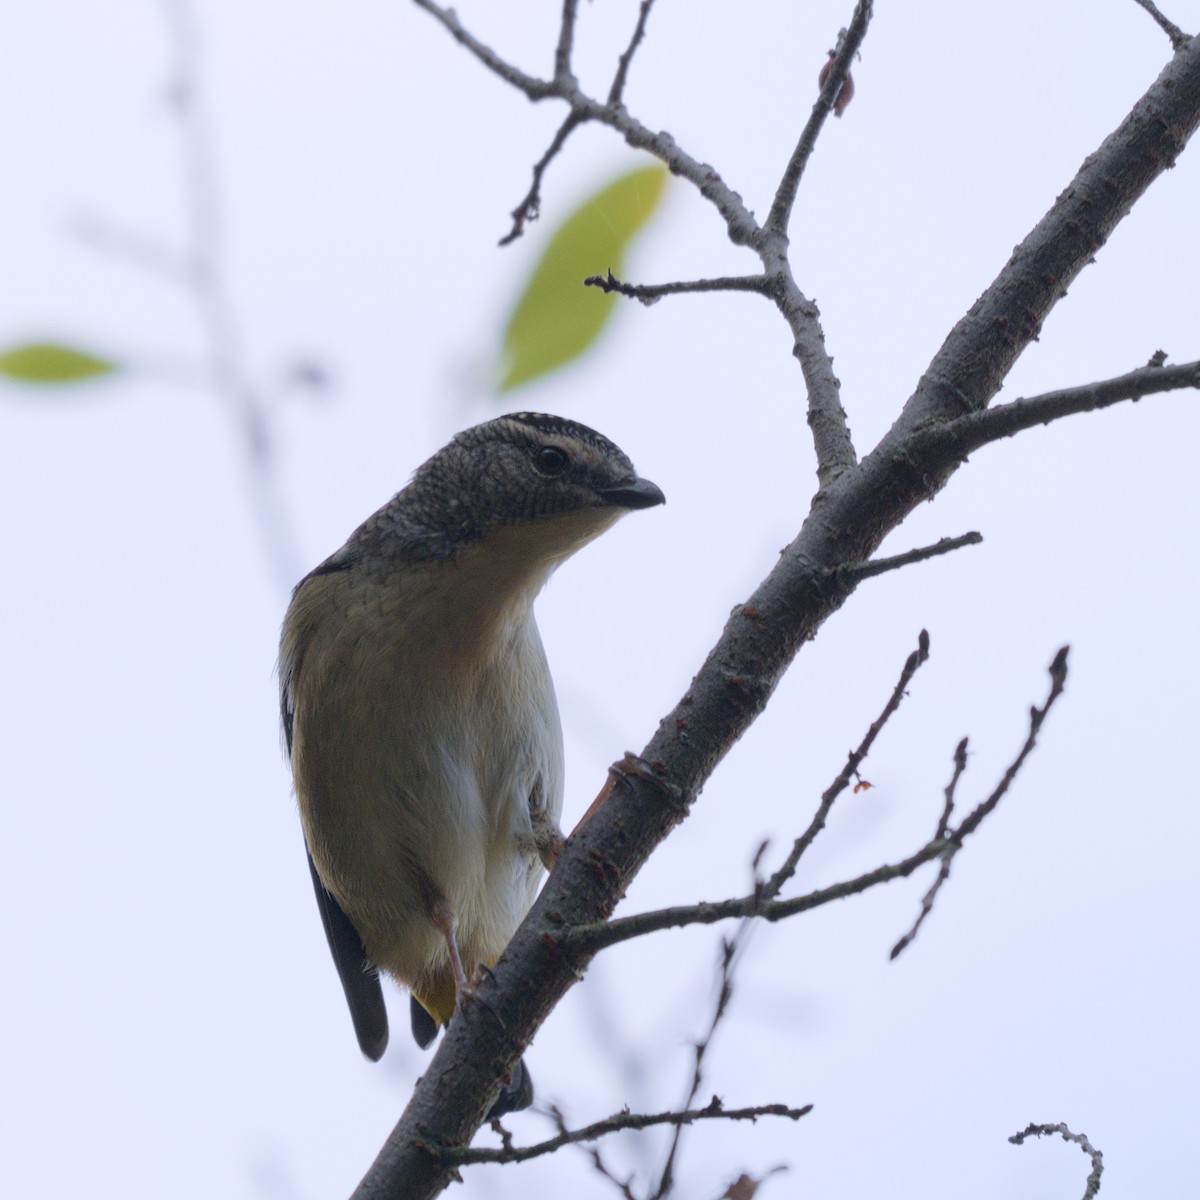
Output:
[{"xmin": 485, "ymin": 1056, "xmax": 534, "ymax": 1119}]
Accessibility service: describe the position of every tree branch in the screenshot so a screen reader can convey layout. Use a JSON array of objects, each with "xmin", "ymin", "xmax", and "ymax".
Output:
[
  {"xmin": 608, "ymin": 0, "xmax": 659, "ymax": 107},
  {"xmin": 833, "ymin": 532, "xmax": 982, "ymax": 583},
  {"xmin": 500, "ymin": 112, "xmax": 584, "ymax": 246},
  {"xmin": 651, "ymin": 912, "xmax": 757, "ymax": 1199},
  {"xmin": 1130, "ymin": 0, "xmax": 1190, "ymax": 49},
  {"xmin": 1009, "ymin": 1123, "xmax": 1104, "ymax": 1200},
  {"xmin": 554, "ymin": 0, "xmax": 580, "ymax": 83},
  {"xmin": 924, "ymin": 358, "xmax": 1200, "ymax": 455},
  {"xmin": 906, "ymin": 38, "xmax": 1200, "ymax": 436},
  {"xmin": 765, "ymin": 0, "xmax": 874, "ymax": 237},
  {"xmin": 583, "ymin": 269, "xmax": 770, "ymax": 304},
  {"xmin": 410, "ymin": 0, "xmax": 558, "ymax": 100},
  {"xmin": 569, "ymin": 647, "xmax": 1068, "ymax": 959},
  {"xmin": 354, "ymin": 22, "xmax": 1200, "ymax": 1200},
  {"xmin": 411, "ymin": 0, "xmax": 859, "ymax": 487},
  {"xmin": 761, "ymin": 629, "xmax": 931, "ymax": 901},
  {"xmin": 441, "ymin": 1099, "xmax": 810, "ymax": 1167}
]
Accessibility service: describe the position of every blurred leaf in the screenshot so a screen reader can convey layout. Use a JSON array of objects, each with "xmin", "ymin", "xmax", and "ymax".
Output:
[
  {"xmin": 0, "ymin": 341, "xmax": 118, "ymax": 384},
  {"xmin": 498, "ymin": 163, "xmax": 668, "ymax": 392}
]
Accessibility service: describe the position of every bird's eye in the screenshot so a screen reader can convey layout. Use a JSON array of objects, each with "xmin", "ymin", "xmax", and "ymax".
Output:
[{"xmin": 534, "ymin": 445, "xmax": 570, "ymax": 477}]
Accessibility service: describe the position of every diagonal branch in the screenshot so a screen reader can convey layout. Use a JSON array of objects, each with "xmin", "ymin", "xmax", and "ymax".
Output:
[
  {"xmin": 906, "ymin": 37, "xmax": 1200, "ymax": 434},
  {"xmin": 357, "ymin": 22, "xmax": 1200, "ymax": 1200},
  {"xmin": 762, "ymin": 629, "xmax": 931, "ymax": 900},
  {"xmin": 500, "ymin": 112, "xmax": 584, "ymax": 245},
  {"xmin": 1130, "ymin": 0, "xmax": 1190, "ymax": 49},
  {"xmin": 410, "ymin": 0, "xmax": 558, "ymax": 99},
  {"xmin": 765, "ymin": 0, "xmax": 875, "ymax": 237}
]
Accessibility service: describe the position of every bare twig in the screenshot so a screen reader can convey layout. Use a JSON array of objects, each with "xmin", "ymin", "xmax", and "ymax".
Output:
[
  {"xmin": 936, "ymin": 737, "xmax": 969, "ymax": 840},
  {"xmin": 651, "ymin": 919, "xmax": 755, "ymax": 1199},
  {"xmin": 566, "ymin": 835, "xmax": 943, "ymax": 954},
  {"xmin": 1130, "ymin": 0, "xmax": 1190, "ymax": 48},
  {"xmin": 888, "ymin": 737, "xmax": 966, "ymax": 960},
  {"xmin": 66, "ymin": 213, "xmax": 187, "ymax": 283},
  {"xmin": 832, "ymin": 532, "xmax": 983, "ymax": 584},
  {"xmin": 157, "ymin": 0, "xmax": 303, "ymax": 589},
  {"xmin": 584, "ymin": 269, "xmax": 769, "ymax": 304},
  {"xmin": 1009, "ymin": 1123, "xmax": 1104, "ymax": 1200},
  {"xmin": 555, "ymin": 0, "xmax": 580, "ymax": 82},
  {"xmin": 440, "ymin": 1098, "xmax": 810, "ymax": 1166},
  {"xmin": 765, "ymin": 1, "xmax": 875, "ymax": 237},
  {"xmin": 571, "ymin": 647, "xmax": 1068, "ymax": 959},
  {"xmin": 609, "ymin": 0, "xmax": 659, "ymax": 106},
  {"xmin": 762, "ymin": 630, "xmax": 931, "ymax": 900},
  {"xmin": 926, "ymin": 359, "xmax": 1200, "ymax": 455},
  {"xmin": 500, "ymin": 112, "xmax": 584, "ymax": 245},
  {"xmin": 543, "ymin": 1105, "xmax": 641, "ymax": 1200},
  {"xmin": 411, "ymin": 0, "xmax": 858, "ymax": 487},
  {"xmin": 585, "ymin": 1145, "xmax": 639, "ymax": 1200},
  {"xmin": 410, "ymin": 0, "xmax": 556, "ymax": 98},
  {"xmin": 954, "ymin": 646, "xmax": 1068, "ymax": 840},
  {"xmin": 891, "ymin": 647, "xmax": 1069, "ymax": 957}
]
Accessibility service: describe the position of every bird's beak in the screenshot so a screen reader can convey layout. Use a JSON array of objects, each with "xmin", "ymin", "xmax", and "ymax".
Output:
[{"xmin": 599, "ymin": 477, "xmax": 666, "ymax": 510}]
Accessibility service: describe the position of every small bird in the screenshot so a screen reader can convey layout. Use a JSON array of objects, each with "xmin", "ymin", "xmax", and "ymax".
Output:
[{"xmin": 279, "ymin": 412, "xmax": 663, "ymax": 1116}]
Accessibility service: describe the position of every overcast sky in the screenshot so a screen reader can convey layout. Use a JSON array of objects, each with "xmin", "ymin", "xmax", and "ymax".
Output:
[{"xmin": 2, "ymin": 3, "xmax": 1198, "ymax": 1198}]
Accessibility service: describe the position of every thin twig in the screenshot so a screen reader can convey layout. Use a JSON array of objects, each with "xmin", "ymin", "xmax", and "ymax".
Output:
[
  {"xmin": 586, "ymin": 1146, "xmax": 639, "ymax": 1200},
  {"xmin": 936, "ymin": 737, "xmax": 969, "ymax": 840},
  {"xmin": 891, "ymin": 647, "xmax": 1069, "ymax": 958},
  {"xmin": 554, "ymin": 0, "xmax": 580, "ymax": 82},
  {"xmin": 888, "ymin": 849, "xmax": 954, "ymax": 960},
  {"xmin": 651, "ymin": 922, "xmax": 755, "ymax": 1199},
  {"xmin": 547, "ymin": 1105, "xmax": 641, "ymax": 1200},
  {"xmin": 1130, "ymin": 0, "xmax": 1190, "ymax": 48},
  {"xmin": 609, "ymin": 0, "xmax": 659, "ymax": 106},
  {"xmin": 584, "ymin": 269, "xmax": 770, "ymax": 304},
  {"xmin": 928, "ymin": 359, "xmax": 1200, "ymax": 454},
  {"xmin": 567, "ymin": 837, "xmax": 949, "ymax": 954},
  {"xmin": 765, "ymin": 0, "xmax": 875, "ymax": 237},
  {"xmin": 410, "ymin": 0, "xmax": 557, "ymax": 99},
  {"xmin": 954, "ymin": 646, "xmax": 1068, "ymax": 841},
  {"xmin": 441, "ymin": 1099, "xmax": 810, "ymax": 1166},
  {"xmin": 158, "ymin": 0, "xmax": 302, "ymax": 589},
  {"xmin": 66, "ymin": 213, "xmax": 188, "ymax": 282},
  {"xmin": 570, "ymin": 648, "xmax": 1068, "ymax": 958},
  {"xmin": 1009, "ymin": 1123, "xmax": 1104, "ymax": 1200},
  {"xmin": 500, "ymin": 112, "xmax": 583, "ymax": 245},
  {"xmin": 762, "ymin": 630, "xmax": 931, "ymax": 900},
  {"xmin": 832, "ymin": 532, "xmax": 983, "ymax": 583}
]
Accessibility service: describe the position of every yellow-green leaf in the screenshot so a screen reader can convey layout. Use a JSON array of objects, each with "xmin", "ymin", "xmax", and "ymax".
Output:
[
  {"xmin": 498, "ymin": 163, "xmax": 668, "ymax": 392},
  {"xmin": 0, "ymin": 341, "xmax": 118, "ymax": 384}
]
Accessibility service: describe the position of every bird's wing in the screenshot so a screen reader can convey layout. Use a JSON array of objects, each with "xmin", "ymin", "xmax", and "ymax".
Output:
[{"xmin": 306, "ymin": 848, "xmax": 389, "ymax": 1061}]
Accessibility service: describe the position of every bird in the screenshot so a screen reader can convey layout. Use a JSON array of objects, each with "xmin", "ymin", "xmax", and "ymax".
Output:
[{"xmin": 279, "ymin": 412, "xmax": 664, "ymax": 1117}]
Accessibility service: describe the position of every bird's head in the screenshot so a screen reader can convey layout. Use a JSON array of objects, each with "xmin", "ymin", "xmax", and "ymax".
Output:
[{"xmin": 403, "ymin": 412, "xmax": 664, "ymax": 567}]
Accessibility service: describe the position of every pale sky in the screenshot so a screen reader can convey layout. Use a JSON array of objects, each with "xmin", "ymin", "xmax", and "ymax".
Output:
[{"xmin": 2, "ymin": 3, "xmax": 1198, "ymax": 1198}]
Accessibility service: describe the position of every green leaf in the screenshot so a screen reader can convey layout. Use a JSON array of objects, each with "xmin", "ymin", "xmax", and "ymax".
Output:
[
  {"xmin": 0, "ymin": 341, "xmax": 118, "ymax": 384},
  {"xmin": 498, "ymin": 163, "xmax": 668, "ymax": 392}
]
